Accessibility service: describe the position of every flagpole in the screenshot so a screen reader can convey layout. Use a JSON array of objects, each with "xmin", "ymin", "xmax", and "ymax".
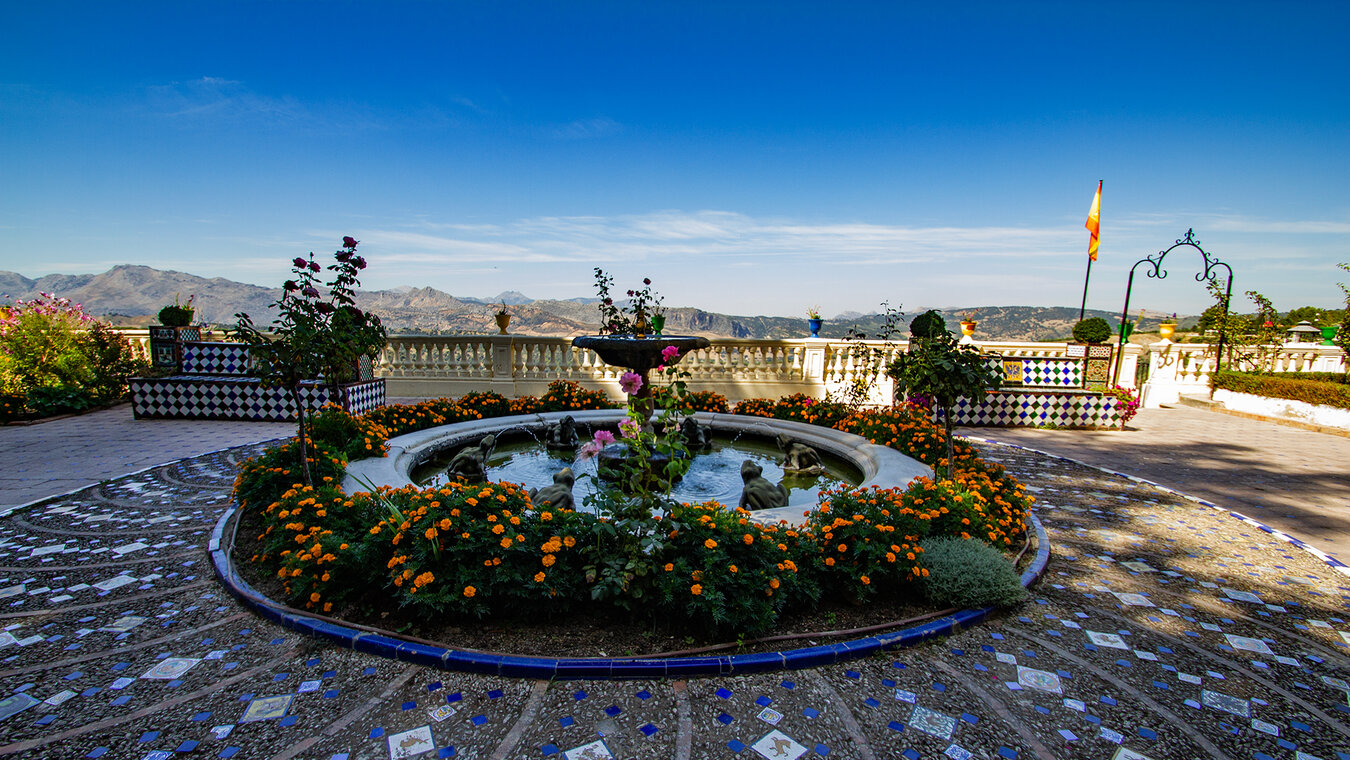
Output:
[{"xmin": 1078, "ymin": 258, "xmax": 1093, "ymax": 322}]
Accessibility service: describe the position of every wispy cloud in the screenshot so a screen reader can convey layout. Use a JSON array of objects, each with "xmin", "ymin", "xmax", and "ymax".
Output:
[
  {"xmin": 551, "ymin": 117, "xmax": 622, "ymax": 140},
  {"xmin": 146, "ymin": 76, "xmax": 308, "ymax": 125}
]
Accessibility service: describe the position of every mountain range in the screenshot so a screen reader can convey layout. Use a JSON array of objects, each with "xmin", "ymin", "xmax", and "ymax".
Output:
[{"xmin": 0, "ymin": 265, "xmax": 1194, "ymax": 342}]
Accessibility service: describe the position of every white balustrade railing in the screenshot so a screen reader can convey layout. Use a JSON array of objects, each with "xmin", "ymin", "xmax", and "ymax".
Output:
[
  {"xmin": 373, "ymin": 335, "xmax": 1147, "ymax": 404},
  {"xmin": 1140, "ymin": 340, "xmax": 1346, "ymax": 407},
  {"xmin": 113, "ymin": 328, "xmax": 1349, "ymax": 410}
]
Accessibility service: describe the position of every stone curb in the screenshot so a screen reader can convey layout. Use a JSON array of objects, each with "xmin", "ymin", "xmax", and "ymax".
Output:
[{"xmin": 209, "ymin": 506, "xmax": 1050, "ymax": 680}]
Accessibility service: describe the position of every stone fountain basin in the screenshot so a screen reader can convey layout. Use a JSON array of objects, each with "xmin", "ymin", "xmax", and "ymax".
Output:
[{"xmin": 343, "ymin": 410, "xmax": 932, "ymax": 525}]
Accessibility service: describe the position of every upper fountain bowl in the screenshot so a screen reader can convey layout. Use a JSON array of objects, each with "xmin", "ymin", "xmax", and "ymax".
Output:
[{"xmin": 571, "ymin": 335, "xmax": 710, "ymax": 373}]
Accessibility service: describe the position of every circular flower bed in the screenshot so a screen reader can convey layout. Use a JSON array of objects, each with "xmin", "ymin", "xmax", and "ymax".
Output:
[{"xmin": 233, "ymin": 383, "xmax": 1033, "ymax": 642}]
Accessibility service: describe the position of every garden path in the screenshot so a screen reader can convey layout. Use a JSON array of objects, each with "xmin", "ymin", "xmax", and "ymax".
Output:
[{"xmin": 0, "ymin": 405, "xmax": 1348, "ymax": 759}]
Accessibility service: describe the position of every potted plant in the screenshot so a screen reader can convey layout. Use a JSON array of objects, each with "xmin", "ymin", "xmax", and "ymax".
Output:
[
  {"xmin": 494, "ymin": 302, "xmax": 511, "ymax": 334},
  {"xmin": 1072, "ymin": 316, "xmax": 1114, "ymax": 388},
  {"xmin": 959, "ymin": 317, "xmax": 978, "ymax": 338},
  {"xmin": 806, "ymin": 306, "xmax": 823, "ymax": 338},
  {"xmin": 157, "ymin": 294, "xmax": 195, "ymax": 327},
  {"xmin": 150, "ymin": 295, "xmax": 200, "ymax": 369},
  {"xmin": 1158, "ymin": 313, "xmax": 1178, "ymax": 341}
]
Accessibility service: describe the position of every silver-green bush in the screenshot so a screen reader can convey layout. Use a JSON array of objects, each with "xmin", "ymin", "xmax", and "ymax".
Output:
[{"xmin": 920, "ymin": 537, "xmax": 1028, "ymax": 609}]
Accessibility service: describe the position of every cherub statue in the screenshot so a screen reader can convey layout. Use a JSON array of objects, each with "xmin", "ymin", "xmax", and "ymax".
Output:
[
  {"xmin": 738, "ymin": 460, "xmax": 789, "ymax": 510},
  {"xmin": 545, "ymin": 415, "xmax": 580, "ymax": 450},
  {"xmin": 445, "ymin": 434, "xmax": 496, "ymax": 482},
  {"xmin": 529, "ymin": 467, "xmax": 576, "ymax": 510},
  {"xmin": 679, "ymin": 417, "xmax": 710, "ymax": 450},
  {"xmin": 775, "ymin": 434, "xmax": 824, "ymax": 475}
]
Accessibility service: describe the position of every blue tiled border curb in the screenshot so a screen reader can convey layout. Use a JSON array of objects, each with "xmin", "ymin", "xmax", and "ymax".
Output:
[
  {"xmin": 210, "ymin": 508, "xmax": 1049, "ymax": 680},
  {"xmin": 961, "ymin": 434, "xmax": 1350, "ymax": 578}
]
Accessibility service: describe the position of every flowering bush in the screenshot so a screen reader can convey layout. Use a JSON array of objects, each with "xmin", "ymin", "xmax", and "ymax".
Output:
[
  {"xmin": 731, "ymin": 398, "xmax": 776, "ymax": 418},
  {"xmin": 1103, "ymin": 385, "xmax": 1141, "ymax": 424},
  {"xmin": 593, "ymin": 269, "xmax": 663, "ymax": 335},
  {"xmin": 771, "ymin": 393, "xmax": 851, "ymax": 428},
  {"xmin": 236, "ymin": 381, "xmax": 1035, "ymax": 638},
  {"xmin": 0, "ymin": 293, "xmax": 148, "ymax": 420},
  {"xmin": 540, "ymin": 380, "xmax": 614, "ymax": 411},
  {"xmin": 230, "ymin": 238, "xmax": 386, "ymax": 484}
]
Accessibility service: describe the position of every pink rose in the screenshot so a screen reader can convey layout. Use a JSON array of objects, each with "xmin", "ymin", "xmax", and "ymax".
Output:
[
  {"xmin": 619, "ymin": 372, "xmax": 643, "ymax": 395},
  {"xmin": 661, "ymin": 345, "xmax": 680, "ymax": 362}
]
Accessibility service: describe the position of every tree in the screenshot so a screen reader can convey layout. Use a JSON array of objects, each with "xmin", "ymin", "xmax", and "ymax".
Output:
[
  {"xmin": 230, "ymin": 237, "xmax": 387, "ymax": 486},
  {"xmin": 1338, "ymin": 263, "xmax": 1350, "ymax": 360},
  {"xmin": 886, "ymin": 310, "xmax": 1003, "ymax": 479}
]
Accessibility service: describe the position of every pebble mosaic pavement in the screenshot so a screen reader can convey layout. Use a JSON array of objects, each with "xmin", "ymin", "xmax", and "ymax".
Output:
[{"xmin": 1, "ymin": 438, "xmax": 1349, "ymax": 759}]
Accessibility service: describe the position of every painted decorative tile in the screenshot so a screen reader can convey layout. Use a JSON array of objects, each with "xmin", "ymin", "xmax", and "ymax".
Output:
[
  {"xmin": 0, "ymin": 693, "xmax": 40, "ymax": 722},
  {"xmin": 1086, "ymin": 631, "xmax": 1129, "ymax": 650},
  {"xmin": 1200, "ymin": 690, "xmax": 1250, "ymax": 718},
  {"xmin": 93, "ymin": 576, "xmax": 137, "ymax": 592},
  {"xmin": 1224, "ymin": 634, "xmax": 1274, "ymax": 655},
  {"xmin": 757, "ymin": 707, "xmax": 783, "ymax": 725},
  {"xmin": 1112, "ymin": 592, "xmax": 1154, "ymax": 607},
  {"xmin": 1110, "ymin": 748, "xmax": 1155, "ymax": 760},
  {"xmin": 141, "ymin": 658, "xmax": 200, "ymax": 680},
  {"xmin": 1016, "ymin": 666, "xmax": 1063, "ymax": 694},
  {"xmin": 101, "ymin": 616, "xmax": 147, "ymax": 633},
  {"xmin": 563, "ymin": 739, "xmax": 614, "ymax": 760},
  {"xmin": 750, "ymin": 730, "xmax": 808, "ymax": 760},
  {"xmin": 910, "ymin": 705, "xmax": 957, "ymax": 740},
  {"xmin": 1222, "ymin": 589, "xmax": 1262, "ymax": 603},
  {"xmin": 1119, "ymin": 561, "xmax": 1156, "ymax": 573},
  {"xmin": 387, "ymin": 726, "xmax": 435, "ymax": 760},
  {"xmin": 240, "ymin": 695, "xmax": 293, "ymax": 723},
  {"xmin": 427, "ymin": 705, "xmax": 456, "ymax": 722}
]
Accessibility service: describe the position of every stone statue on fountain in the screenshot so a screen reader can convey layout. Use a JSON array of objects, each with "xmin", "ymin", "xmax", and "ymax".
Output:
[
  {"xmin": 529, "ymin": 467, "xmax": 576, "ymax": 510},
  {"xmin": 739, "ymin": 460, "xmax": 789, "ymax": 510},
  {"xmin": 446, "ymin": 434, "xmax": 496, "ymax": 482},
  {"xmin": 545, "ymin": 415, "xmax": 580, "ymax": 450},
  {"xmin": 775, "ymin": 434, "xmax": 825, "ymax": 475}
]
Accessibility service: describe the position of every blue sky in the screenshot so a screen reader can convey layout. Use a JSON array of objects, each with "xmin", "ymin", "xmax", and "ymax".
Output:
[{"xmin": 3, "ymin": 1, "xmax": 1348, "ymax": 318}]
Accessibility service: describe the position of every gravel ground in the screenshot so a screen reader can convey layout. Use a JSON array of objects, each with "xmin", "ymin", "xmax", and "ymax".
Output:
[{"xmin": 1, "ymin": 439, "xmax": 1349, "ymax": 760}]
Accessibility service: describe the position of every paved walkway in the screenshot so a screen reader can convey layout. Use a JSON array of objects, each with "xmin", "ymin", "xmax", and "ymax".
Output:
[
  {"xmin": 959, "ymin": 405, "xmax": 1350, "ymax": 564},
  {"xmin": 2, "ymin": 406, "xmax": 1350, "ymax": 759}
]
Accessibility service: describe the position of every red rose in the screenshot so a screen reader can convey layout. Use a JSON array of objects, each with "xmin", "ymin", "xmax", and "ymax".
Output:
[
  {"xmin": 292, "ymin": 257, "xmax": 307, "ymax": 268},
  {"xmin": 343, "ymin": 236, "xmax": 358, "ymax": 249}
]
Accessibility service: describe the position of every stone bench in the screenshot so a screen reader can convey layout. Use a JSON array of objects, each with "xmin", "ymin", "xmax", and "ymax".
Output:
[{"xmin": 130, "ymin": 341, "xmax": 385, "ymax": 421}]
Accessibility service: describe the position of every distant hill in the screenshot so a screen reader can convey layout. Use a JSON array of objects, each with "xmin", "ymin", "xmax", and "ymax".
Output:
[{"xmin": 0, "ymin": 265, "xmax": 1194, "ymax": 341}]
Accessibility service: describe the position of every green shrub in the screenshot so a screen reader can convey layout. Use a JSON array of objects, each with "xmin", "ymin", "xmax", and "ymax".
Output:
[
  {"xmin": 25, "ymin": 385, "xmax": 98, "ymax": 417},
  {"xmin": 684, "ymin": 390, "xmax": 730, "ymax": 413},
  {"xmin": 456, "ymin": 390, "xmax": 514, "ymax": 418},
  {"xmin": 919, "ymin": 537, "xmax": 1027, "ymax": 609},
  {"xmin": 773, "ymin": 393, "xmax": 850, "ymax": 428},
  {"xmin": 1072, "ymin": 317, "xmax": 1112, "ymax": 344},
  {"xmin": 732, "ymin": 398, "xmax": 775, "ymax": 417},
  {"xmin": 909, "ymin": 309, "xmax": 948, "ymax": 339},
  {"xmin": 1213, "ymin": 371, "xmax": 1350, "ymax": 410},
  {"xmin": 540, "ymin": 380, "xmax": 613, "ymax": 411}
]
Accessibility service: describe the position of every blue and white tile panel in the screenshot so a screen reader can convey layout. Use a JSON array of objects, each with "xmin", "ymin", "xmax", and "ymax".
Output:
[
  {"xmin": 944, "ymin": 390, "xmax": 1121, "ymax": 429},
  {"xmin": 180, "ymin": 342, "xmax": 253, "ymax": 376},
  {"xmin": 130, "ymin": 377, "xmax": 385, "ymax": 421}
]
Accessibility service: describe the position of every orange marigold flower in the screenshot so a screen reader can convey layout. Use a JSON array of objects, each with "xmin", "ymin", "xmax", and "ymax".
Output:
[
  {"xmin": 542, "ymin": 554, "xmax": 556, "ymax": 567},
  {"xmin": 825, "ymin": 557, "xmax": 835, "ymax": 567},
  {"xmin": 534, "ymin": 572, "xmax": 546, "ymax": 583},
  {"xmin": 664, "ymin": 563, "xmax": 675, "ymax": 572},
  {"xmin": 704, "ymin": 539, "xmax": 718, "ymax": 549},
  {"xmin": 690, "ymin": 584, "xmax": 703, "ymax": 596},
  {"xmin": 728, "ymin": 565, "xmax": 738, "ymax": 573},
  {"xmin": 500, "ymin": 537, "xmax": 513, "ymax": 549},
  {"xmin": 860, "ymin": 575, "xmax": 870, "ymax": 585},
  {"xmin": 463, "ymin": 585, "xmax": 476, "ymax": 598},
  {"xmin": 310, "ymin": 592, "xmax": 321, "ymax": 603},
  {"xmin": 492, "ymin": 524, "xmax": 506, "ymax": 535},
  {"xmin": 742, "ymin": 534, "xmax": 753, "ymax": 545}
]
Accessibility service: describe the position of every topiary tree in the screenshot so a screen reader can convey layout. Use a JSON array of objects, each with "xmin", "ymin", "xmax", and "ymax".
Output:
[
  {"xmin": 920, "ymin": 536, "xmax": 1028, "ymax": 608},
  {"xmin": 1072, "ymin": 317, "xmax": 1112, "ymax": 344},
  {"xmin": 230, "ymin": 237, "xmax": 387, "ymax": 486},
  {"xmin": 887, "ymin": 310, "xmax": 1003, "ymax": 479}
]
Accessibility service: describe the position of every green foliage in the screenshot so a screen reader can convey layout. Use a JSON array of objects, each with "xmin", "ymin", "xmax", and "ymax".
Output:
[
  {"xmin": 1072, "ymin": 317, "xmax": 1112, "ymax": 344},
  {"xmin": 772, "ymin": 393, "xmax": 850, "ymax": 428},
  {"xmin": 920, "ymin": 537, "xmax": 1028, "ymax": 609},
  {"xmin": 157, "ymin": 295, "xmax": 195, "ymax": 326},
  {"xmin": 908, "ymin": 309, "xmax": 948, "ymax": 340},
  {"xmin": 456, "ymin": 390, "xmax": 513, "ymax": 418},
  {"xmin": 731, "ymin": 398, "xmax": 776, "ymax": 417},
  {"xmin": 887, "ymin": 311, "xmax": 1003, "ymax": 478},
  {"xmin": 837, "ymin": 301, "xmax": 905, "ymax": 409},
  {"xmin": 1213, "ymin": 371, "xmax": 1350, "ymax": 411},
  {"xmin": 230, "ymin": 238, "xmax": 387, "ymax": 484},
  {"xmin": 1338, "ymin": 263, "xmax": 1350, "ymax": 358},
  {"xmin": 0, "ymin": 293, "xmax": 148, "ymax": 419}
]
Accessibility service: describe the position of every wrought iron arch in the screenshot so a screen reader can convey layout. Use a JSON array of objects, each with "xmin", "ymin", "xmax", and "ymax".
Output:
[{"xmin": 1113, "ymin": 229, "xmax": 1234, "ymax": 384}]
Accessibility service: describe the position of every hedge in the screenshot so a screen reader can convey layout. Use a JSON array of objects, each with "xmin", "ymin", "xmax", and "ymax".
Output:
[{"xmin": 1213, "ymin": 371, "xmax": 1350, "ymax": 411}]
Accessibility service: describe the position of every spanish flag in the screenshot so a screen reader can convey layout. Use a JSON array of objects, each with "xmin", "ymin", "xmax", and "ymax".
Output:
[{"xmin": 1085, "ymin": 180, "xmax": 1102, "ymax": 261}]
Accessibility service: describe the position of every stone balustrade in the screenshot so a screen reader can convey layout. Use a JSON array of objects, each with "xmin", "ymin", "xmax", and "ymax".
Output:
[{"xmin": 115, "ymin": 329, "xmax": 1348, "ymax": 411}]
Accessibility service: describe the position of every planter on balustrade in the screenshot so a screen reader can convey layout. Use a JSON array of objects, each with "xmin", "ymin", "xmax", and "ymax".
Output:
[
  {"xmin": 148, "ymin": 325, "xmax": 203, "ymax": 370},
  {"xmin": 494, "ymin": 313, "xmax": 511, "ymax": 334},
  {"xmin": 807, "ymin": 318, "xmax": 823, "ymax": 338}
]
